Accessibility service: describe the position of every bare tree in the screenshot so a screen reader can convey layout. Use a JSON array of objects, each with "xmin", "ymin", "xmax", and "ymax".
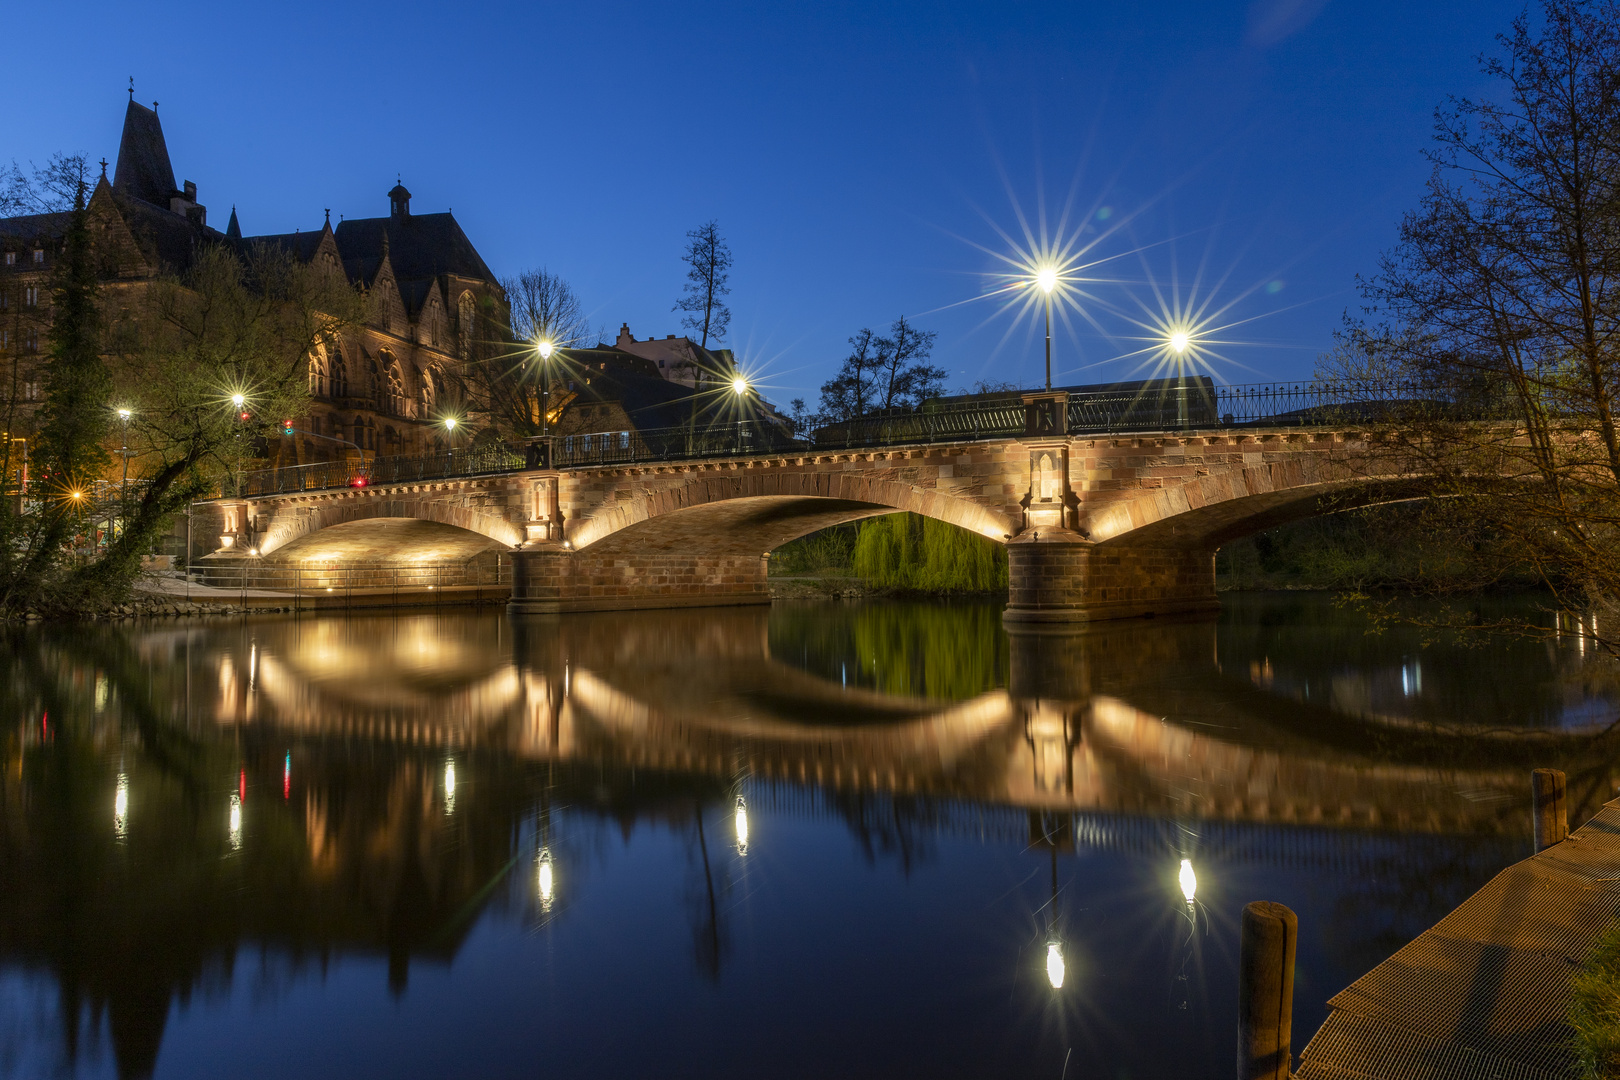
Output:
[
  {"xmin": 0, "ymin": 153, "xmax": 88, "ymax": 217},
  {"xmin": 875, "ymin": 316, "xmax": 945, "ymax": 411},
  {"xmin": 674, "ymin": 220, "xmax": 732, "ymax": 349},
  {"xmin": 1324, "ymin": 0, "xmax": 1620, "ymax": 652},
  {"xmin": 817, "ymin": 328, "xmax": 884, "ymax": 422},
  {"xmin": 504, "ymin": 268, "xmax": 591, "ymax": 349}
]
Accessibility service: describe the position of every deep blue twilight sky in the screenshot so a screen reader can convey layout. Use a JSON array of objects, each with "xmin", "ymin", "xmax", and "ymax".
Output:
[{"xmin": 6, "ymin": 0, "xmax": 1522, "ymax": 405}]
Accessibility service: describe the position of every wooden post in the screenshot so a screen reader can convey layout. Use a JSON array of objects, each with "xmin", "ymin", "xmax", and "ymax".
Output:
[
  {"xmin": 1532, "ymin": 768, "xmax": 1568, "ymax": 853},
  {"xmin": 1238, "ymin": 901, "xmax": 1297, "ymax": 1080}
]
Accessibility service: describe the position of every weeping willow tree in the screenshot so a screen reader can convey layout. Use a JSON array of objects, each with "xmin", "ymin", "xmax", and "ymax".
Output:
[{"xmin": 851, "ymin": 513, "xmax": 1007, "ymax": 594}]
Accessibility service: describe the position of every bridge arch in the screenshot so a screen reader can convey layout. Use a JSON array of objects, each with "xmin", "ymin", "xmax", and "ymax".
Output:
[
  {"xmin": 257, "ymin": 493, "xmax": 523, "ymax": 556},
  {"xmin": 567, "ymin": 470, "xmax": 1016, "ymax": 555}
]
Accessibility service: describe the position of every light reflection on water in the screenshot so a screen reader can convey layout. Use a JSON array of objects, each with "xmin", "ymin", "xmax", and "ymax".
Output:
[{"xmin": 2, "ymin": 593, "xmax": 1617, "ymax": 1079}]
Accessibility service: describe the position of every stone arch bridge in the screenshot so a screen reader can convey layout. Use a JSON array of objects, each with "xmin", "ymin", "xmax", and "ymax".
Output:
[{"xmin": 196, "ymin": 390, "xmax": 1410, "ymax": 622}]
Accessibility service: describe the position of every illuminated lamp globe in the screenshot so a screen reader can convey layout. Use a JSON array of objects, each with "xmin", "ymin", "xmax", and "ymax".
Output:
[
  {"xmin": 537, "ymin": 339, "xmax": 554, "ymax": 360},
  {"xmin": 117, "ymin": 408, "xmax": 131, "ymax": 421},
  {"xmin": 231, "ymin": 393, "xmax": 246, "ymax": 408},
  {"xmin": 1036, "ymin": 267, "xmax": 1058, "ymax": 295},
  {"xmin": 444, "ymin": 418, "xmax": 457, "ymax": 432},
  {"xmin": 1046, "ymin": 941, "xmax": 1066, "ymax": 989},
  {"xmin": 1168, "ymin": 331, "xmax": 1190, "ymax": 355},
  {"xmin": 731, "ymin": 376, "xmax": 749, "ymax": 396}
]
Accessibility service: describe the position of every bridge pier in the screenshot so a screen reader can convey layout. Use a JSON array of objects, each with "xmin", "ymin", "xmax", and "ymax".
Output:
[
  {"xmin": 508, "ymin": 545, "xmax": 771, "ymax": 615},
  {"xmin": 1003, "ymin": 532, "xmax": 1219, "ymax": 626}
]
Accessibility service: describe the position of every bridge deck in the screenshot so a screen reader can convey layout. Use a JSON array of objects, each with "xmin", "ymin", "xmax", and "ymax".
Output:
[{"xmin": 1297, "ymin": 798, "xmax": 1620, "ymax": 1080}]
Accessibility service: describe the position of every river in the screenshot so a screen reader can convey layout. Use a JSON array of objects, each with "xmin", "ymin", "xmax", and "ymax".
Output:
[{"xmin": 3, "ymin": 593, "xmax": 1618, "ymax": 1079}]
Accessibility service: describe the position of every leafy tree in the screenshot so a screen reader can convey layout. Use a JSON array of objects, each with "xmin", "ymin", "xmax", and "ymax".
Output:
[
  {"xmin": 0, "ymin": 237, "xmax": 362, "ymax": 616},
  {"xmin": 2, "ymin": 175, "xmax": 107, "ymax": 613},
  {"xmin": 673, "ymin": 220, "xmax": 732, "ymax": 349},
  {"xmin": 1324, "ymin": 0, "xmax": 1620, "ymax": 649}
]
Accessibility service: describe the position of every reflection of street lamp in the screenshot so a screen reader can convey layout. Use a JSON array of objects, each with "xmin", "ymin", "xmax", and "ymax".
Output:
[
  {"xmin": 1179, "ymin": 858, "xmax": 1198, "ymax": 904},
  {"xmin": 1046, "ymin": 939, "xmax": 1066, "ymax": 989},
  {"xmin": 1036, "ymin": 267, "xmax": 1058, "ymax": 390},
  {"xmin": 228, "ymin": 792, "xmax": 243, "ymax": 851},
  {"xmin": 114, "ymin": 773, "xmax": 129, "ymax": 838},
  {"xmin": 734, "ymin": 795, "xmax": 749, "ymax": 855},
  {"xmin": 537, "ymin": 847, "xmax": 555, "ymax": 912}
]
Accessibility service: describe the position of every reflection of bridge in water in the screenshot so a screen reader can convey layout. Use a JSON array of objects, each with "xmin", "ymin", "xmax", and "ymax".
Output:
[{"xmin": 217, "ymin": 607, "xmax": 1620, "ymax": 855}]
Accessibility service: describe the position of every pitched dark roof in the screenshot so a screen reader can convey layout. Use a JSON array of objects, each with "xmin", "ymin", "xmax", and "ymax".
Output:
[
  {"xmin": 0, "ymin": 210, "xmax": 71, "ymax": 243},
  {"xmin": 560, "ymin": 349, "xmax": 744, "ymax": 432},
  {"xmin": 333, "ymin": 213, "xmax": 496, "ymax": 288},
  {"xmin": 112, "ymin": 101, "xmax": 177, "ymax": 208},
  {"xmin": 241, "ymin": 229, "xmax": 326, "ymax": 262},
  {"xmin": 224, "ymin": 207, "xmax": 241, "ymax": 240},
  {"xmin": 110, "ymin": 192, "xmax": 220, "ymax": 272}
]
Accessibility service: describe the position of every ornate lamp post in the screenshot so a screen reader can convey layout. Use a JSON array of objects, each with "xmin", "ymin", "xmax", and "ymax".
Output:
[{"xmin": 1036, "ymin": 267, "xmax": 1058, "ymax": 390}]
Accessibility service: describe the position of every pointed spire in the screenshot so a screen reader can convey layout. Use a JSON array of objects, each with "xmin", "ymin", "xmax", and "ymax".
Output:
[
  {"xmin": 225, "ymin": 206, "xmax": 241, "ymax": 241},
  {"xmin": 112, "ymin": 99, "xmax": 177, "ymax": 207},
  {"xmin": 323, "ymin": 208, "xmax": 331, "ymax": 230}
]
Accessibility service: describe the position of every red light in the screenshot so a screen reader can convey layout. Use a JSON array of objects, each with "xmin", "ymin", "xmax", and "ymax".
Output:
[
  {"xmin": 351, "ymin": 476, "xmax": 367, "ymax": 487},
  {"xmin": 239, "ymin": 412, "xmax": 251, "ymax": 421},
  {"xmin": 239, "ymin": 769, "xmax": 246, "ymax": 801}
]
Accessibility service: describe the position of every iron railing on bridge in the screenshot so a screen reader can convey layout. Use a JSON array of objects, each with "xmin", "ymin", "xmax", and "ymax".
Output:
[{"xmin": 233, "ymin": 379, "xmax": 1494, "ymax": 498}]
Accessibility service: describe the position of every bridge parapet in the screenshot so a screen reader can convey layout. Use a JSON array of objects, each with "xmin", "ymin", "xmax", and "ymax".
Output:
[{"xmin": 200, "ymin": 419, "xmax": 1391, "ymax": 622}]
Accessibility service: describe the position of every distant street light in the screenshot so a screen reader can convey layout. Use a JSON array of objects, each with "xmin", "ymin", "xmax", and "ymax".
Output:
[
  {"xmin": 116, "ymin": 408, "xmax": 132, "ymax": 529},
  {"xmin": 731, "ymin": 375, "xmax": 749, "ymax": 396}
]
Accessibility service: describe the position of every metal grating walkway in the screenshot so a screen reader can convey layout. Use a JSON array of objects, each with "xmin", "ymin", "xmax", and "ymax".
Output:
[{"xmin": 1297, "ymin": 799, "xmax": 1620, "ymax": 1080}]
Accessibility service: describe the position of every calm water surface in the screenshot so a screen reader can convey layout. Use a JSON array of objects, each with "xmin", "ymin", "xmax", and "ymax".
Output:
[{"xmin": 5, "ymin": 593, "xmax": 1620, "ymax": 1079}]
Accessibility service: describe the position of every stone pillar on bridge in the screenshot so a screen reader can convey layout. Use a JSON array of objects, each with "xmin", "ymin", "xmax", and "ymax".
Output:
[
  {"xmin": 1003, "ymin": 391, "xmax": 1219, "ymax": 624},
  {"xmin": 1004, "ymin": 390, "xmax": 1094, "ymax": 626}
]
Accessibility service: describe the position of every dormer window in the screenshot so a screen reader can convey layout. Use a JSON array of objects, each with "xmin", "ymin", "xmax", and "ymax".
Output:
[
  {"xmin": 4, "ymin": 253, "xmax": 13, "ymax": 266},
  {"xmin": 32, "ymin": 250, "xmax": 44, "ymax": 264}
]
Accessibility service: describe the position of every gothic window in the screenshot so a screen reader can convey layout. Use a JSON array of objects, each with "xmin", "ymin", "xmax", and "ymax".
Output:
[
  {"xmin": 308, "ymin": 344, "xmax": 329, "ymax": 397},
  {"xmin": 367, "ymin": 354, "xmax": 386, "ymax": 412},
  {"xmin": 3, "ymin": 253, "xmax": 13, "ymax": 266},
  {"xmin": 331, "ymin": 348, "xmax": 349, "ymax": 398},
  {"xmin": 419, "ymin": 366, "xmax": 436, "ymax": 414},
  {"xmin": 458, "ymin": 292, "xmax": 476, "ymax": 358},
  {"xmin": 619, "ymin": 431, "xmax": 630, "ymax": 449},
  {"xmin": 379, "ymin": 354, "xmax": 406, "ymax": 416},
  {"xmin": 32, "ymin": 249, "xmax": 43, "ymax": 264},
  {"xmin": 24, "ymin": 287, "xmax": 38, "ymax": 308}
]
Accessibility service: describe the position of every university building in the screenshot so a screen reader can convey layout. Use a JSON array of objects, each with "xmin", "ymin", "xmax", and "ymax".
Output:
[{"xmin": 0, "ymin": 97, "xmax": 509, "ymax": 471}]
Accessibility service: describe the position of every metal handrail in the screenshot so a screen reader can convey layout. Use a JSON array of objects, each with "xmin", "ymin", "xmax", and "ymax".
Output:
[{"xmin": 230, "ymin": 380, "xmax": 1509, "ymax": 498}]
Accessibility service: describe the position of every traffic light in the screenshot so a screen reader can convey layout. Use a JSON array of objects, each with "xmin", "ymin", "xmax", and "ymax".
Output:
[{"xmin": 282, "ymin": 420, "xmax": 295, "ymax": 436}]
